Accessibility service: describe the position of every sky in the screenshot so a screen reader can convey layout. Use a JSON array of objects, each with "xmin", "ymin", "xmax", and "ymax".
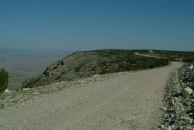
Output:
[{"xmin": 0, "ymin": 0, "xmax": 194, "ymax": 51}]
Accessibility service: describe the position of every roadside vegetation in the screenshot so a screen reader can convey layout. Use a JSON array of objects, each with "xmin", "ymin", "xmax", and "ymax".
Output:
[{"xmin": 0, "ymin": 68, "xmax": 9, "ymax": 93}]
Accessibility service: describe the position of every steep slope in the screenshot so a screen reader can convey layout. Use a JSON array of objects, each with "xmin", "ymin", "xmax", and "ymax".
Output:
[{"xmin": 22, "ymin": 49, "xmax": 169, "ymax": 88}]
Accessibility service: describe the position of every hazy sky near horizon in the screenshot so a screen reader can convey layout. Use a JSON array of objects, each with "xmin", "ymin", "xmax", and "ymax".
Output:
[{"xmin": 0, "ymin": 0, "xmax": 194, "ymax": 51}]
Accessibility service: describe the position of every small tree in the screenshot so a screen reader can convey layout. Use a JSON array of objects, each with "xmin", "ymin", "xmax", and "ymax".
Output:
[{"xmin": 0, "ymin": 68, "xmax": 9, "ymax": 93}]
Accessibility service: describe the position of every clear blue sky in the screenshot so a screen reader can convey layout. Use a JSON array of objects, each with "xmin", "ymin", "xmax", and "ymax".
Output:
[{"xmin": 0, "ymin": 0, "xmax": 194, "ymax": 51}]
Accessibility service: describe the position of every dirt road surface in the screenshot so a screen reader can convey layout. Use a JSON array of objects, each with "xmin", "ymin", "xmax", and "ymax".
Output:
[{"xmin": 0, "ymin": 62, "xmax": 182, "ymax": 130}]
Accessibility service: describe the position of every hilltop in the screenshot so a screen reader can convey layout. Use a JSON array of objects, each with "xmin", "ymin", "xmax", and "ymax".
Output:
[
  {"xmin": 21, "ymin": 49, "xmax": 194, "ymax": 89},
  {"xmin": 22, "ymin": 49, "xmax": 170, "ymax": 88}
]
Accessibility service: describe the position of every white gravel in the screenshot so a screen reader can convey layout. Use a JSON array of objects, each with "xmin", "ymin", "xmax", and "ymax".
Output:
[{"xmin": 0, "ymin": 62, "xmax": 182, "ymax": 130}]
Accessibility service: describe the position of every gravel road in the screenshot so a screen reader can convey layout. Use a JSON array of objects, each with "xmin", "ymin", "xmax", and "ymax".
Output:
[{"xmin": 0, "ymin": 62, "xmax": 182, "ymax": 130}]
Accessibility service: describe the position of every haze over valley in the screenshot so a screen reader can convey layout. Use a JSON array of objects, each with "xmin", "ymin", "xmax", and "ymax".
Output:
[{"xmin": 0, "ymin": 49, "xmax": 70, "ymax": 90}]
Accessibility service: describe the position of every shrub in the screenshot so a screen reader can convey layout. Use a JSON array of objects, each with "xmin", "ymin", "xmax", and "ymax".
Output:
[
  {"xmin": 0, "ymin": 68, "xmax": 9, "ymax": 93},
  {"xmin": 22, "ymin": 76, "xmax": 41, "ymax": 88}
]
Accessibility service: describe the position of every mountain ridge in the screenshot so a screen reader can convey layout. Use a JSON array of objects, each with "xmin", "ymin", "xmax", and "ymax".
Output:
[{"xmin": 21, "ymin": 49, "xmax": 170, "ymax": 88}]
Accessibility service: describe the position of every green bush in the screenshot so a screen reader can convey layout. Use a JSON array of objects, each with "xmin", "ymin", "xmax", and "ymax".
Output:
[
  {"xmin": 22, "ymin": 76, "xmax": 41, "ymax": 89},
  {"xmin": 0, "ymin": 68, "xmax": 9, "ymax": 93}
]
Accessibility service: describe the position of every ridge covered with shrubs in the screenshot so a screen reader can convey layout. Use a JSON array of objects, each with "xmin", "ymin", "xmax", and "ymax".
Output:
[
  {"xmin": 136, "ymin": 50, "xmax": 194, "ymax": 63},
  {"xmin": 22, "ymin": 49, "xmax": 169, "ymax": 88}
]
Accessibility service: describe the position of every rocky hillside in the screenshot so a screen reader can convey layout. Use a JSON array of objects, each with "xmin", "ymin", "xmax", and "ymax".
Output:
[{"xmin": 22, "ymin": 49, "xmax": 169, "ymax": 88}]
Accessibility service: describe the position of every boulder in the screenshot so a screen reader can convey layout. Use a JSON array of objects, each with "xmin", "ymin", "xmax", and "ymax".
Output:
[
  {"xmin": 181, "ymin": 87, "xmax": 193, "ymax": 97},
  {"xmin": 4, "ymin": 89, "xmax": 12, "ymax": 93},
  {"xmin": 190, "ymin": 65, "xmax": 194, "ymax": 69},
  {"xmin": 23, "ymin": 88, "xmax": 30, "ymax": 91},
  {"xmin": 166, "ymin": 126, "xmax": 172, "ymax": 130}
]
